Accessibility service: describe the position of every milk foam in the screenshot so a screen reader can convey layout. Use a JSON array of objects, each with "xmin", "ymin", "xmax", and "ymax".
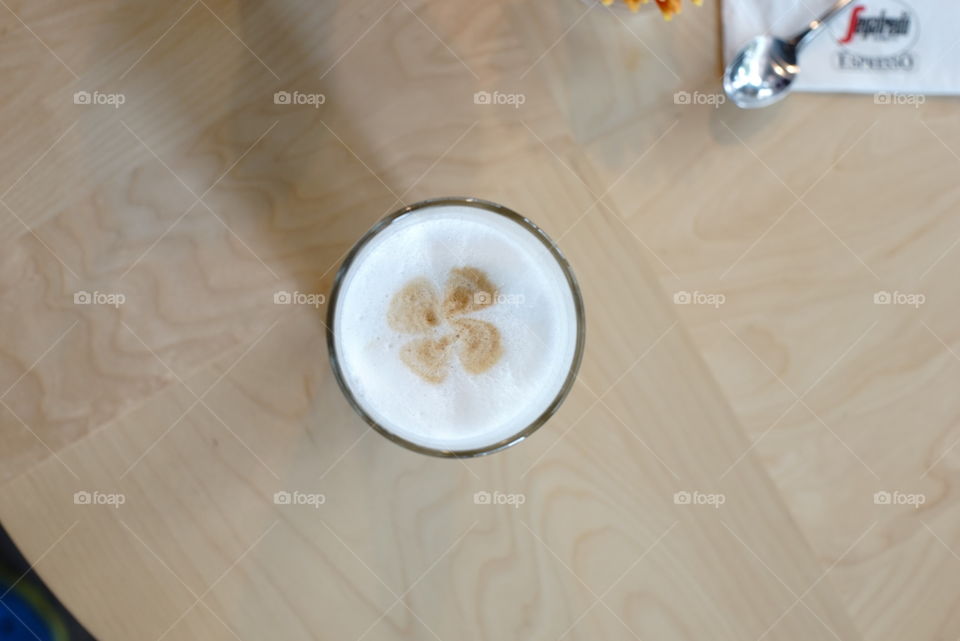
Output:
[{"xmin": 333, "ymin": 203, "xmax": 580, "ymax": 452}]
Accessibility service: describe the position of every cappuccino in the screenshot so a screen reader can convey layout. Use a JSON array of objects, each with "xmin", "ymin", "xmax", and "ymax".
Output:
[{"xmin": 329, "ymin": 198, "xmax": 583, "ymax": 455}]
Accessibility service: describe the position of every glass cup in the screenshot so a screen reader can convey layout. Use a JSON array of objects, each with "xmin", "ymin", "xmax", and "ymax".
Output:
[{"xmin": 326, "ymin": 197, "xmax": 585, "ymax": 457}]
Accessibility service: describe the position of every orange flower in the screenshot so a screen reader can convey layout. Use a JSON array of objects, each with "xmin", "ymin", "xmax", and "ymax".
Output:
[{"xmin": 601, "ymin": 0, "xmax": 702, "ymax": 20}]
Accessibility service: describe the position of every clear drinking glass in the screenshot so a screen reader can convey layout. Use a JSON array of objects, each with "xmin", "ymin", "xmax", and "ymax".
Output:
[{"xmin": 326, "ymin": 197, "xmax": 586, "ymax": 457}]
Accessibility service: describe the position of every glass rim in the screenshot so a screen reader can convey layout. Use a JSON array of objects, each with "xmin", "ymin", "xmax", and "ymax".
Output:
[{"xmin": 325, "ymin": 196, "xmax": 586, "ymax": 458}]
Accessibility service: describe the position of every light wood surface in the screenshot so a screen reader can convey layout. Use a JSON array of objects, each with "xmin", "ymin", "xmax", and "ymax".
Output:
[
  {"xmin": 0, "ymin": 0, "xmax": 940, "ymax": 640},
  {"xmin": 512, "ymin": 3, "xmax": 960, "ymax": 641}
]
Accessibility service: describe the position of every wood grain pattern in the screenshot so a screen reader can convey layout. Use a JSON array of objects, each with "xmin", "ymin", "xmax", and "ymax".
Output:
[
  {"xmin": 512, "ymin": 3, "xmax": 960, "ymax": 641},
  {"xmin": 1, "ymin": 0, "xmax": 865, "ymax": 640}
]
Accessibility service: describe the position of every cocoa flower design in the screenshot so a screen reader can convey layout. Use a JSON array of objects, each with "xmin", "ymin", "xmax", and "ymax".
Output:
[{"xmin": 387, "ymin": 267, "xmax": 503, "ymax": 383}]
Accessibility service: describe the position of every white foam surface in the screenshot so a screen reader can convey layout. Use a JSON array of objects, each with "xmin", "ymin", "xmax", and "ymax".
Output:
[{"xmin": 333, "ymin": 203, "xmax": 580, "ymax": 452}]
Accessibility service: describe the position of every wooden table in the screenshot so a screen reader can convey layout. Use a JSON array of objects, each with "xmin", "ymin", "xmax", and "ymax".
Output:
[
  {"xmin": 0, "ymin": 1, "xmax": 953, "ymax": 640},
  {"xmin": 515, "ymin": 4, "xmax": 960, "ymax": 641}
]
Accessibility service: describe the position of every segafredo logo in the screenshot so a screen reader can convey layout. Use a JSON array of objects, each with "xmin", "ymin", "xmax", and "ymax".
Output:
[{"xmin": 830, "ymin": 1, "xmax": 919, "ymax": 71}]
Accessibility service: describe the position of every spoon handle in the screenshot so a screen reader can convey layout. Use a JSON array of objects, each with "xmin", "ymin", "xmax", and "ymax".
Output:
[{"xmin": 788, "ymin": 0, "xmax": 854, "ymax": 50}]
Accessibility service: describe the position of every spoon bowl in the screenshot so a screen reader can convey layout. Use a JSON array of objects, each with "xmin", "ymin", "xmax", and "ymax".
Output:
[{"xmin": 723, "ymin": 35, "xmax": 799, "ymax": 109}]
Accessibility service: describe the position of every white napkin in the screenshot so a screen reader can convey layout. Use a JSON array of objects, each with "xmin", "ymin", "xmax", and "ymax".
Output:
[{"xmin": 722, "ymin": 0, "xmax": 960, "ymax": 95}]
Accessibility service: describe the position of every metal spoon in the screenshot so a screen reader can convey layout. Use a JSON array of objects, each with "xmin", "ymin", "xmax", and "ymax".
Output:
[{"xmin": 723, "ymin": 0, "xmax": 854, "ymax": 109}]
